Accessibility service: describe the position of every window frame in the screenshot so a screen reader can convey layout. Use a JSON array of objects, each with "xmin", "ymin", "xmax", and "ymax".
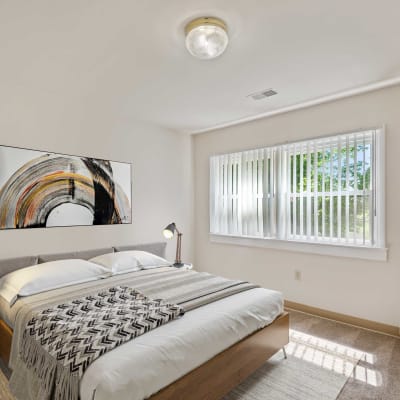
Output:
[{"xmin": 209, "ymin": 127, "xmax": 387, "ymax": 261}]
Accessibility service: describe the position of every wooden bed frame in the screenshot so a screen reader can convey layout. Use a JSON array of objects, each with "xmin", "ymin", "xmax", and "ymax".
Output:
[
  {"xmin": 0, "ymin": 319, "xmax": 12, "ymax": 364},
  {"xmin": 0, "ymin": 312, "xmax": 289, "ymax": 400}
]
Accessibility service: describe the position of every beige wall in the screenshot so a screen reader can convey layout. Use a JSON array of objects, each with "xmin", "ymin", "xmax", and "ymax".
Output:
[
  {"xmin": 0, "ymin": 112, "xmax": 193, "ymax": 262},
  {"xmin": 193, "ymin": 85, "xmax": 400, "ymax": 327}
]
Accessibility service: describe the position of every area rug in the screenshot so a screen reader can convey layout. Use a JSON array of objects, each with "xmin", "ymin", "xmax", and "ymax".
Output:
[{"xmin": 224, "ymin": 329, "xmax": 365, "ymax": 400}]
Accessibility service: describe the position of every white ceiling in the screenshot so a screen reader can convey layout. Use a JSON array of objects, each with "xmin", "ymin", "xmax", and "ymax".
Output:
[{"xmin": 1, "ymin": 1, "xmax": 400, "ymax": 134}]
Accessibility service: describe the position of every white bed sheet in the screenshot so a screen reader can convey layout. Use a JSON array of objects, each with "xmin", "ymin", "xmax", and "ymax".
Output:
[{"xmin": 80, "ymin": 287, "xmax": 283, "ymax": 400}]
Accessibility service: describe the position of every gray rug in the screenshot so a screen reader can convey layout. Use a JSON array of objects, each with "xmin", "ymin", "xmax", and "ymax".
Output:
[
  {"xmin": 224, "ymin": 353, "xmax": 348, "ymax": 400},
  {"xmin": 224, "ymin": 329, "xmax": 364, "ymax": 400}
]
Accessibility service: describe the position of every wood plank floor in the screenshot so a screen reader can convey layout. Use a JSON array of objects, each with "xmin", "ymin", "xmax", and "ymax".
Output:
[{"xmin": 1, "ymin": 310, "xmax": 399, "ymax": 399}]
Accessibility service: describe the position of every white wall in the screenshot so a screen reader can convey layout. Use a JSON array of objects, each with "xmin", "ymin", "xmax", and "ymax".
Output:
[
  {"xmin": 0, "ymin": 101, "xmax": 193, "ymax": 262},
  {"xmin": 193, "ymin": 85, "xmax": 400, "ymax": 327}
]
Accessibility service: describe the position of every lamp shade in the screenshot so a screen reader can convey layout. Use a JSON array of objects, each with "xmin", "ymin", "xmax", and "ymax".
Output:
[{"xmin": 163, "ymin": 222, "xmax": 176, "ymax": 239}]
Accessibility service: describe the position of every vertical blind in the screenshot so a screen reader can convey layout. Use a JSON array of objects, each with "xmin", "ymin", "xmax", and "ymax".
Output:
[
  {"xmin": 210, "ymin": 129, "xmax": 382, "ymax": 248},
  {"xmin": 210, "ymin": 148, "xmax": 275, "ymax": 238}
]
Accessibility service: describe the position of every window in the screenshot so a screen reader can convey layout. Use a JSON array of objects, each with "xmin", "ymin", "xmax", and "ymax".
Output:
[{"xmin": 210, "ymin": 128, "xmax": 385, "ymax": 253}]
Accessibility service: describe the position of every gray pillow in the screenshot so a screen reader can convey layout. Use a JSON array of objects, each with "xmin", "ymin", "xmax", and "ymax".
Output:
[
  {"xmin": 38, "ymin": 247, "xmax": 114, "ymax": 263},
  {"xmin": 0, "ymin": 256, "xmax": 38, "ymax": 279},
  {"xmin": 113, "ymin": 242, "xmax": 167, "ymax": 258}
]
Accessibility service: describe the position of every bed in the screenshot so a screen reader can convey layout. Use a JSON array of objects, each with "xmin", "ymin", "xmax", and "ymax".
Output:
[{"xmin": 0, "ymin": 243, "xmax": 289, "ymax": 400}]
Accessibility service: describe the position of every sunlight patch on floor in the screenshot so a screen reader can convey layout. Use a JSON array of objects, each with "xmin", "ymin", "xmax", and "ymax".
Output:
[{"xmin": 288, "ymin": 329, "xmax": 382, "ymax": 387}]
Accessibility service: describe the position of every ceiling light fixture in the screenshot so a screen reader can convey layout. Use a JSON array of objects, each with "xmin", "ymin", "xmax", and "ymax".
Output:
[{"xmin": 184, "ymin": 17, "xmax": 229, "ymax": 60}]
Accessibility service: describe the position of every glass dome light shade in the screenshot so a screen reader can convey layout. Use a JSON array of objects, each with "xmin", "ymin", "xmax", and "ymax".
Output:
[{"xmin": 185, "ymin": 17, "xmax": 228, "ymax": 60}]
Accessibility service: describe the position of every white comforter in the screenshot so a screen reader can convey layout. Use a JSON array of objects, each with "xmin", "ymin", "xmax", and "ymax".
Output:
[{"xmin": 80, "ymin": 287, "xmax": 283, "ymax": 400}]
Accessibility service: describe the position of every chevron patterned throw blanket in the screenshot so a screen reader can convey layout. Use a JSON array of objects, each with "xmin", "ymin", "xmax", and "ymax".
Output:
[
  {"xmin": 20, "ymin": 286, "xmax": 184, "ymax": 400},
  {"xmin": 9, "ymin": 267, "xmax": 258, "ymax": 400}
]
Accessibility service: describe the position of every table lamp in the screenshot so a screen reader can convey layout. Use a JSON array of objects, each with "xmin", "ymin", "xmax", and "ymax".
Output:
[{"xmin": 163, "ymin": 222, "xmax": 184, "ymax": 267}]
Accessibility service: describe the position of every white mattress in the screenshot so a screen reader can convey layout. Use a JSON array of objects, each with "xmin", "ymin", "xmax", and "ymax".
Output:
[{"xmin": 80, "ymin": 287, "xmax": 283, "ymax": 400}]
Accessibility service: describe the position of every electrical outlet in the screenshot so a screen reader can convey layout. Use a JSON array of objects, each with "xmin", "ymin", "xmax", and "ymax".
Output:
[{"xmin": 295, "ymin": 270, "xmax": 302, "ymax": 281}]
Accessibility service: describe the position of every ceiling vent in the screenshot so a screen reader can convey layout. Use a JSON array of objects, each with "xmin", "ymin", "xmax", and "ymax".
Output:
[{"xmin": 248, "ymin": 89, "xmax": 278, "ymax": 100}]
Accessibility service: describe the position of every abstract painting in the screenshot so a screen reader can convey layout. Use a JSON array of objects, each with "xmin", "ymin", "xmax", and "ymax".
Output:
[{"xmin": 0, "ymin": 145, "xmax": 132, "ymax": 229}]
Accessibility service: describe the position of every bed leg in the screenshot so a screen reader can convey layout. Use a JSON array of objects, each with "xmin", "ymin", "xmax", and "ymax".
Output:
[{"xmin": 282, "ymin": 347, "xmax": 287, "ymax": 359}]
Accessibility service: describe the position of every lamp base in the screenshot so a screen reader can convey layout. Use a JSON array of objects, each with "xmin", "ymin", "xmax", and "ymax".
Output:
[
  {"xmin": 173, "ymin": 262, "xmax": 193, "ymax": 270},
  {"xmin": 173, "ymin": 262, "xmax": 185, "ymax": 268}
]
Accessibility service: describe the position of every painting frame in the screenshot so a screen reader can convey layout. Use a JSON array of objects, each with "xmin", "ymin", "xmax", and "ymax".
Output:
[{"xmin": 0, "ymin": 144, "xmax": 132, "ymax": 230}]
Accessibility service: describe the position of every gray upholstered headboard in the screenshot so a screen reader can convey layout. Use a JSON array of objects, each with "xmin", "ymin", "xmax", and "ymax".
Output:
[
  {"xmin": 114, "ymin": 242, "xmax": 167, "ymax": 257},
  {"xmin": 38, "ymin": 247, "xmax": 115, "ymax": 264},
  {"xmin": 0, "ymin": 256, "xmax": 39, "ymax": 279},
  {"xmin": 0, "ymin": 242, "xmax": 167, "ymax": 279}
]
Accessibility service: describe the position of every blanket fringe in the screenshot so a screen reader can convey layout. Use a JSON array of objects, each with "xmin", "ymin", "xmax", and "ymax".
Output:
[
  {"xmin": 55, "ymin": 367, "xmax": 79, "ymax": 400},
  {"xmin": 20, "ymin": 332, "xmax": 80, "ymax": 400},
  {"xmin": 20, "ymin": 333, "xmax": 57, "ymax": 396}
]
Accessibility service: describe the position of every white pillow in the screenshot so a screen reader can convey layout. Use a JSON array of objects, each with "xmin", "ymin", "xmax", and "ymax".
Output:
[
  {"xmin": 0, "ymin": 259, "xmax": 110, "ymax": 306},
  {"xmin": 130, "ymin": 251, "xmax": 172, "ymax": 269},
  {"xmin": 89, "ymin": 252, "xmax": 141, "ymax": 275},
  {"xmin": 89, "ymin": 250, "xmax": 171, "ymax": 274}
]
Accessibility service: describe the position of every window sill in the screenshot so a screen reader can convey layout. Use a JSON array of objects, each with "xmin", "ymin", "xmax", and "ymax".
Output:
[{"xmin": 209, "ymin": 233, "xmax": 388, "ymax": 261}]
